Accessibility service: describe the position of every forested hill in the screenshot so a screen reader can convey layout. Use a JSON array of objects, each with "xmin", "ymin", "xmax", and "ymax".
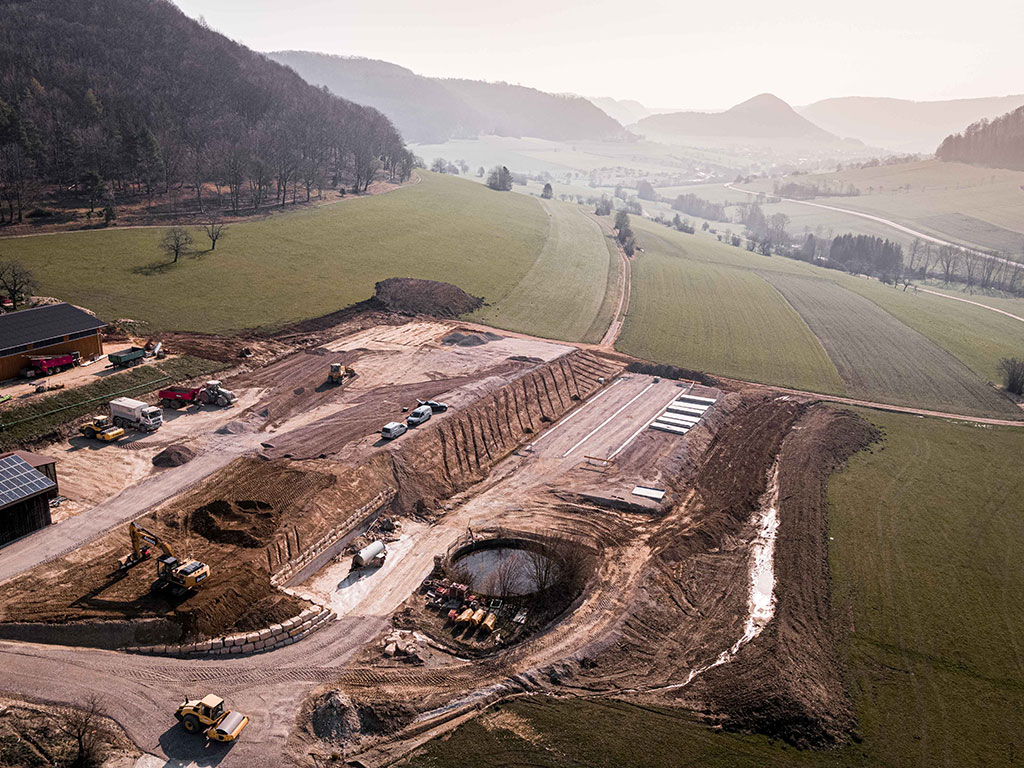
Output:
[
  {"xmin": 268, "ymin": 51, "xmax": 631, "ymax": 144},
  {"xmin": 0, "ymin": 0, "xmax": 409, "ymax": 222},
  {"xmin": 936, "ymin": 105, "xmax": 1024, "ymax": 169}
]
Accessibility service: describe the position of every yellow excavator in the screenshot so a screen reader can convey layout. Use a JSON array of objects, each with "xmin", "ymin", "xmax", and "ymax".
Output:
[{"xmin": 119, "ymin": 521, "xmax": 211, "ymax": 592}]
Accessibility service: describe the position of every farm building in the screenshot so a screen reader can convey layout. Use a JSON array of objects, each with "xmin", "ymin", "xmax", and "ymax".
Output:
[
  {"xmin": 0, "ymin": 303, "xmax": 106, "ymax": 381},
  {"xmin": 0, "ymin": 453, "xmax": 58, "ymax": 546}
]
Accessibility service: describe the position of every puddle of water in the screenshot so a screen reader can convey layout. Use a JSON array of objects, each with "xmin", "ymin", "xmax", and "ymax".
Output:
[{"xmin": 453, "ymin": 547, "xmax": 548, "ymax": 596}]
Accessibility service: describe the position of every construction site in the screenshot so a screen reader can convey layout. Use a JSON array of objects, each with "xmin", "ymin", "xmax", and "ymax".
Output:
[{"xmin": 0, "ymin": 281, "xmax": 879, "ymax": 767}]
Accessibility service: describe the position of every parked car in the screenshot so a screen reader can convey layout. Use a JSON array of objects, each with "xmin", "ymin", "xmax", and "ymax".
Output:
[
  {"xmin": 407, "ymin": 404, "xmax": 433, "ymax": 426},
  {"xmin": 381, "ymin": 421, "xmax": 407, "ymax": 439},
  {"xmin": 420, "ymin": 399, "xmax": 449, "ymax": 413}
]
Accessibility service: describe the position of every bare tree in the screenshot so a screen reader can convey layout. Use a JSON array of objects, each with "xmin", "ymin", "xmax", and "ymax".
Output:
[
  {"xmin": 488, "ymin": 554, "xmax": 526, "ymax": 599},
  {"xmin": 48, "ymin": 696, "xmax": 111, "ymax": 768},
  {"xmin": 1000, "ymin": 357, "xmax": 1024, "ymax": 395},
  {"xmin": 963, "ymin": 250, "xmax": 982, "ymax": 291},
  {"xmin": 202, "ymin": 219, "xmax": 228, "ymax": 251},
  {"xmin": 0, "ymin": 259, "xmax": 38, "ymax": 309},
  {"xmin": 906, "ymin": 237, "xmax": 922, "ymax": 274},
  {"xmin": 159, "ymin": 227, "xmax": 194, "ymax": 263},
  {"xmin": 527, "ymin": 547, "xmax": 560, "ymax": 595},
  {"xmin": 937, "ymin": 245, "xmax": 960, "ymax": 284},
  {"xmin": 980, "ymin": 254, "xmax": 1000, "ymax": 290}
]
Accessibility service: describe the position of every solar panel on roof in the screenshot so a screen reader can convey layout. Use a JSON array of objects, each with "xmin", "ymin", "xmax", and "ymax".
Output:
[{"xmin": 0, "ymin": 454, "xmax": 55, "ymax": 510}]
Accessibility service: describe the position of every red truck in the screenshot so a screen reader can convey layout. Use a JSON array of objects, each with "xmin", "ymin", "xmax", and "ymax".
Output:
[
  {"xmin": 158, "ymin": 380, "xmax": 238, "ymax": 409},
  {"xmin": 20, "ymin": 351, "xmax": 81, "ymax": 378}
]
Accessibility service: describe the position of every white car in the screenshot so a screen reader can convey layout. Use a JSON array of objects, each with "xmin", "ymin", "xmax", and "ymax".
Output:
[
  {"xmin": 381, "ymin": 421, "xmax": 407, "ymax": 439},
  {"xmin": 406, "ymin": 404, "xmax": 433, "ymax": 426}
]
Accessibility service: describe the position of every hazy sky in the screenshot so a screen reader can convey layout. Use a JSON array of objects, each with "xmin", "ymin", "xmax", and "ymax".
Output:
[{"xmin": 173, "ymin": 0, "xmax": 1022, "ymax": 108}]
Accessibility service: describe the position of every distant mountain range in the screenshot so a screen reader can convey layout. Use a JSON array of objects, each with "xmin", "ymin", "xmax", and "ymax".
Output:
[
  {"xmin": 631, "ymin": 94, "xmax": 836, "ymax": 141},
  {"xmin": 268, "ymin": 51, "xmax": 630, "ymax": 145},
  {"xmin": 799, "ymin": 95, "xmax": 1024, "ymax": 153}
]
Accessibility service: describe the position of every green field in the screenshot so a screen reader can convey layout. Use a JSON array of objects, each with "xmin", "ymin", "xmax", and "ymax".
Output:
[
  {"xmin": 617, "ymin": 217, "xmax": 1023, "ymax": 416},
  {"xmin": 616, "ymin": 226, "xmax": 844, "ymax": 393},
  {"xmin": 746, "ymin": 160, "xmax": 1024, "ymax": 256},
  {"xmin": 760, "ymin": 272, "xmax": 1020, "ymax": 416},
  {"xmin": 470, "ymin": 198, "xmax": 616, "ymax": 343},
  {"xmin": 406, "ymin": 410, "xmax": 1024, "ymax": 768},
  {"xmin": 838, "ymin": 277, "xmax": 1024, "ymax": 386},
  {"xmin": 0, "ymin": 173, "xmax": 555, "ymax": 334}
]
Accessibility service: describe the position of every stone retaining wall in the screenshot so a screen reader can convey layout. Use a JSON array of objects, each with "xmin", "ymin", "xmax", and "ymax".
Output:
[{"xmin": 125, "ymin": 600, "xmax": 334, "ymax": 657}]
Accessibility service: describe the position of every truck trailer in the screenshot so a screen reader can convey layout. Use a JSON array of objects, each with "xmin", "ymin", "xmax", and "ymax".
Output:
[
  {"xmin": 109, "ymin": 396, "xmax": 163, "ymax": 432},
  {"xmin": 108, "ymin": 346, "xmax": 146, "ymax": 368},
  {"xmin": 19, "ymin": 351, "xmax": 81, "ymax": 378}
]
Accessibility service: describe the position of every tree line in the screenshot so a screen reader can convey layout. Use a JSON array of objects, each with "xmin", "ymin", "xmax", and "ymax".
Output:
[
  {"xmin": 0, "ymin": 0, "xmax": 412, "ymax": 224},
  {"xmin": 671, "ymin": 193, "xmax": 728, "ymax": 221},
  {"xmin": 937, "ymin": 106, "xmax": 1024, "ymax": 170}
]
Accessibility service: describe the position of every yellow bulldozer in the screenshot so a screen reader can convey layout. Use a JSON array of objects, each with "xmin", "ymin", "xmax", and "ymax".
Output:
[
  {"xmin": 119, "ymin": 521, "xmax": 210, "ymax": 592},
  {"xmin": 175, "ymin": 694, "xmax": 249, "ymax": 742},
  {"xmin": 327, "ymin": 362, "xmax": 356, "ymax": 385}
]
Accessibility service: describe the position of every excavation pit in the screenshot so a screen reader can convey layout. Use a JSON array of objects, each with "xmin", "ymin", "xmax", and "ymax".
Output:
[{"xmin": 448, "ymin": 540, "xmax": 554, "ymax": 598}]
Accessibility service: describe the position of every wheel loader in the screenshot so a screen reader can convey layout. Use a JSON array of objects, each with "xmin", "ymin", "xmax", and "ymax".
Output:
[{"xmin": 175, "ymin": 694, "xmax": 249, "ymax": 742}]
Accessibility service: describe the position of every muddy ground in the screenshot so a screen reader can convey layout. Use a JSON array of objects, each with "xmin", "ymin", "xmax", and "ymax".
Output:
[
  {"xmin": 0, "ymin": 315, "xmax": 621, "ymax": 642},
  {"xmin": 288, "ymin": 391, "xmax": 878, "ymax": 766}
]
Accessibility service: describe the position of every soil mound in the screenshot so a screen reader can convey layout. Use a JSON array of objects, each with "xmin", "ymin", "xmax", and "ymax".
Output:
[
  {"xmin": 374, "ymin": 278, "xmax": 483, "ymax": 318},
  {"xmin": 152, "ymin": 444, "xmax": 195, "ymax": 468},
  {"xmin": 311, "ymin": 691, "xmax": 416, "ymax": 745},
  {"xmin": 625, "ymin": 360, "xmax": 717, "ymax": 387},
  {"xmin": 190, "ymin": 499, "xmax": 279, "ymax": 548}
]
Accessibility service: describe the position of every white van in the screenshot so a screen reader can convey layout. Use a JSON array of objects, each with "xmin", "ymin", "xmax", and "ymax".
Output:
[
  {"xmin": 407, "ymin": 404, "xmax": 433, "ymax": 426},
  {"xmin": 381, "ymin": 421, "xmax": 407, "ymax": 439}
]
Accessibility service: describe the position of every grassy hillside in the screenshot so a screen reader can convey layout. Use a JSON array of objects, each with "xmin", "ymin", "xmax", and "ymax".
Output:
[
  {"xmin": 406, "ymin": 410, "xmax": 1024, "ymax": 768},
  {"xmin": 746, "ymin": 160, "xmax": 1024, "ymax": 256},
  {"xmin": 470, "ymin": 199, "xmax": 616, "ymax": 343},
  {"xmin": 619, "ymin": 218, "xmax": 1023, "ymax": 416},
  {"xmin": 0, "ymin": 173, "xmax": 550, "ymax": 333}
]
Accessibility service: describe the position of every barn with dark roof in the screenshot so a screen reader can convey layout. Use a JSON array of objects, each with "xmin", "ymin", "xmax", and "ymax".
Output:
[{"xmin": 0, "ymin": 303, "xmax": 106, "ymax": 380}]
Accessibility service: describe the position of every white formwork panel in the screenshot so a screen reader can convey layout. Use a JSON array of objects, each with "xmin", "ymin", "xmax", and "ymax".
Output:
[
  {"xmin": 658, "ymin": 412, "xmax": 701, "ymax": 425},
  {"xmin": 677, "ymin": 394, "xmax": 717, "ymax": 405},
  {"xmin": 650, "ymin": 421, "xmax": 689, "ymax": 434},
  {"xmin": 667, "ymin": 403, "xmax": 707, "ymax": 416}
]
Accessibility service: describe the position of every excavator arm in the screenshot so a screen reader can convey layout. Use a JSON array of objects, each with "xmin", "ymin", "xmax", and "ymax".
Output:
[{"xmin": 129, "ymin": 522, "xmax": 176, "ymax": 561}]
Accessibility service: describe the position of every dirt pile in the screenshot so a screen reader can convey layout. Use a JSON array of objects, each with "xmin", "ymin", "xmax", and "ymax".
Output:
[
  {"xmin": 310, "ymin": 690, "xmax": 416, "ymax": 747},
  {"xmin": 190, "ymin": 499, "xmax": 279, "ymax": 548},
  {"xmin": 374, "ymin": 278, "xmax": 483, "ymax": 318},
  {"xmin": 693, "ymin": 404, "xmax": 880, "ymax": 747},
  {"xmin": 625, "ymin": 361, "xmax": 718, "ymax": 387},
  {"xmin": 152, "ymin": 444, "xmax": 194, "ymax": 467}
]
